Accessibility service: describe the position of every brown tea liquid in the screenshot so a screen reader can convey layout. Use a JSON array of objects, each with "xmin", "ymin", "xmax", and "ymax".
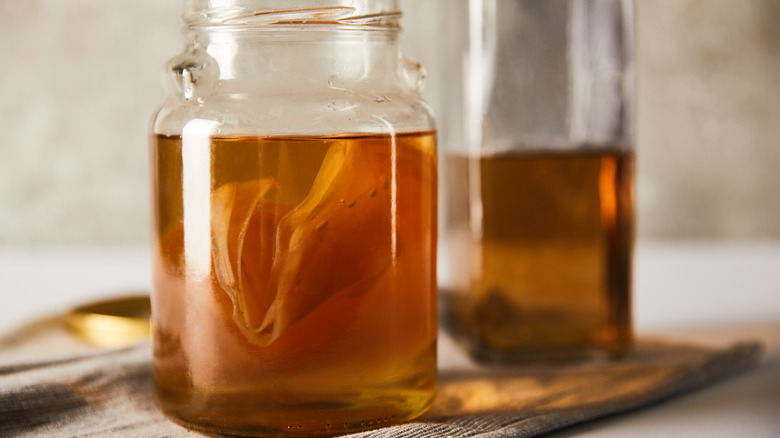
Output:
[
  {"xmin": 151, "ymin": 131, "xmax": 437, "ymax": 436},
  {"xmin": 444, "ymin": 148, "xmax": 634, "ymax": 361}
]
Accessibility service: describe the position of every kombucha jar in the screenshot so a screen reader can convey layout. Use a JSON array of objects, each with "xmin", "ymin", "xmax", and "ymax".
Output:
[
  {"xmin": 148, "ymin": 1, "xmax": 437, "ymax": 435},
  {"xmin": 441, "ymin": 0, "xmax": 634, "ymax": 362}
]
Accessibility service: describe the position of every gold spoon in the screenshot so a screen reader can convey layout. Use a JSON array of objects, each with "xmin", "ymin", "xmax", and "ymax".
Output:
[{"xmin": 64, "ymin": 295, "xmax": 151, "ymax": 348}]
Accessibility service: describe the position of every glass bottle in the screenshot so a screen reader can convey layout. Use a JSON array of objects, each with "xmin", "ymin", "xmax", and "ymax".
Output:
[
  {"xmin": 441, "ymin": 0, "xmax": 635, "ymax": 362},
  {"xmin": 148, "ymin": 1, "xmax": 437, "ymax": 435}
]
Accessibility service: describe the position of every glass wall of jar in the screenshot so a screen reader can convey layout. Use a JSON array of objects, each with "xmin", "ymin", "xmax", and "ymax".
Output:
[
  {"xmin": 441, "ymin": 0, "xmax": 635, "ymax": 362},
  {"xmin": 149, "ymin": 1, "xmax": 437, "ymax": 435}
]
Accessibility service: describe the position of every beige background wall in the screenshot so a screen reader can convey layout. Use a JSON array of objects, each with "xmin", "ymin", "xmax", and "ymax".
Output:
[
  {"xmin": 1, "ymin": 0, "xmax": 778, "ymax": 244},
  {"xmin": 636, "ymin": 1, "xmax": 780, "ymax": 238}
]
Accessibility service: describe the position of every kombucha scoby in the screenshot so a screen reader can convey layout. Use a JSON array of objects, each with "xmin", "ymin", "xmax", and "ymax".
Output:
[{"xmin": 150, "ymin": 131, "xmax": 437, "ymax": 436}]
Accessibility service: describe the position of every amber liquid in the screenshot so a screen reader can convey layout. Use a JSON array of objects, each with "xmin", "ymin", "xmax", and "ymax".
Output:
[
  {"xmin": 150, "ymin": 131, "xmax": 437, "ymax": 436},
  {"xmin": 444, "ymin": 148, "xmax": 633, "ymax": 361}
]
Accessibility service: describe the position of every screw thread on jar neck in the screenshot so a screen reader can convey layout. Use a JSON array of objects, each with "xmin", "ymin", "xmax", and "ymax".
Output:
[{"xmin": 182, "ymin": 0, "xmax": 402, "ymax": 32}]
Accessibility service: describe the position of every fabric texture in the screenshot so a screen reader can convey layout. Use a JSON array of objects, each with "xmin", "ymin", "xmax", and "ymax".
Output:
[{"xmin": 0, "ymin": 331, "xmax": 763, "ymax": 438}]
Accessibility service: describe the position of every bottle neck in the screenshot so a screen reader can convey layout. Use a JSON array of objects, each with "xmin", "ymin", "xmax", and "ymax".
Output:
[
  {"xmin": 170, "ymin": 3, "xmax": 406, "ymax": 99},
  {"xmin": 179, "ymin": 28, "xmax": 403, "ymax": 97},
  {"xmin": 200, "ymin": 28, "xmax": 398, "ymax": 77}
]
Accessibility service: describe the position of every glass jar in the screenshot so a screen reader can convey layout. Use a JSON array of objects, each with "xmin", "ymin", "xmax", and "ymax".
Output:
[
  {"xmin": 441, "ymin": 0, "xmax": 635, "ymax": 362},
  {"xmin": 148, "ymin": 1, "xmax": 437, "ymax": 435}
]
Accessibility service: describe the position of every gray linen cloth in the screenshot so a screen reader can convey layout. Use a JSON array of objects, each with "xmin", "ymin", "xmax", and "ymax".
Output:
[{"xmin": 0, "ymin": 330, "xmax": 763, "ymax": 437}]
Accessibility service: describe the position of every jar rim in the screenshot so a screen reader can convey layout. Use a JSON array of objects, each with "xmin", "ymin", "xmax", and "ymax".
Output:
[{"xmin": 184, "ymin": 5, "xmax": 402, "ymax": 30}]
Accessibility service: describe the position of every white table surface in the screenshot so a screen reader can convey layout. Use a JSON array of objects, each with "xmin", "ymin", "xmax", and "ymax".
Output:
[{"xmin": 1, "ymin": 240, "xmax": 779, "ymax": 436}]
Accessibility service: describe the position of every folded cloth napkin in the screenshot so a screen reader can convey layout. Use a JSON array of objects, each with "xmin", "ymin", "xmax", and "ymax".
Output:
[{"xmin": 0, "ymin": 337, "xmax": 763, "ymax": 438}]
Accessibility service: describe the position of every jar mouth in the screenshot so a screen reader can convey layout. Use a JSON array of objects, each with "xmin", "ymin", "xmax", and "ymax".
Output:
[{"xmin": 184, "ymin": 5, "xmax": 402, "ymax": 30}]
